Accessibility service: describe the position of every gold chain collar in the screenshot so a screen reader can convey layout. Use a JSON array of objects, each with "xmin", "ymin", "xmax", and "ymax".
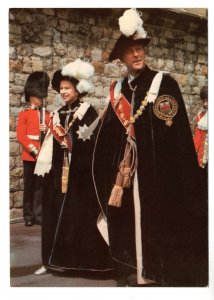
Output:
[{"xmin": 117, "ymin": 92, "xmax": 148, "ymax": 127}]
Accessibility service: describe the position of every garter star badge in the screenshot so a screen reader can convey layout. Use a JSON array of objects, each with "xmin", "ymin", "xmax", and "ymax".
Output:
[
  {"xmin": 76, "ymin": 124, "xmax": 92, "ymax": 141},
  {"xmin": 153, "ymin": 95, "xmax": 178, "ymax": 127}
]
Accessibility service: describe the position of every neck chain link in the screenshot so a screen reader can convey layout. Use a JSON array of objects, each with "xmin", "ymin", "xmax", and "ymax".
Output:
[
  {"xmin": 118, "ymin": 82, "xmax": 148, "ymax": 126},
  {"xmin": 63, "ymin": 104, "xmax": 80, "ymax": 134},
  {"xmin": 59, "ymin": 106, "xmax": 79, "ymax": 115}
]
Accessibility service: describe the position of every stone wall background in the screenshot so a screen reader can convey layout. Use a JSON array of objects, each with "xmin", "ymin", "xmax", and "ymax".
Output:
[{"xmin": 9, "ymin": 8, "xmax": 208, "ymax": 220}]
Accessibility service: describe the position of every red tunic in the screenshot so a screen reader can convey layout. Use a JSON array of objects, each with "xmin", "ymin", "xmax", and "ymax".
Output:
[
  {"xmin": 16, "ymin": 106, "xmax": 50, "ymax": 161},
  {"xmin": 193, "ymin": 111, "xmax": 208, "ymax": 168}
]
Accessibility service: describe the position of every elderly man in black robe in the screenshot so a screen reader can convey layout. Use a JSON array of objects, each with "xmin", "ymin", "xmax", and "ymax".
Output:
[{"xmin": 92, "ymin": 8, "xmax": 208, "ymax": 287}]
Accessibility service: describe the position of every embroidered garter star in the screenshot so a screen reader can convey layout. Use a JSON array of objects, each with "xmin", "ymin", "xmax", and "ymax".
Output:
[{"xmin": 76, "ymin": 124, "xmax": 92, "ymax": 141}]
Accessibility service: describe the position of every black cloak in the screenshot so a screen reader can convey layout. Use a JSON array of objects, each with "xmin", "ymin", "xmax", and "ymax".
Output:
[
  {"xmin": 92, "ymin": 65, "xmax": 208, "ymax": 286},
  {"xmin": 42, "ymin": 100, "xmax": 113, "ymax": 272}
]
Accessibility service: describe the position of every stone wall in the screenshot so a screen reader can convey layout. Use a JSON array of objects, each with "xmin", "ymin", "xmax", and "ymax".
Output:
[{"xmin": 9, "ymin": 8, "xmax": 208, "ymax": 220}]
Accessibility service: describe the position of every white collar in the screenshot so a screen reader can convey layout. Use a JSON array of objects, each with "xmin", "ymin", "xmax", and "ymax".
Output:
[{"xmin": 128, "ymin": 74, "xmax": 135, "ymax": 83}]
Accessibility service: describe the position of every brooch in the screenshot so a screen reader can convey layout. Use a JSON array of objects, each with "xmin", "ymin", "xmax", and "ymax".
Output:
[
  {"xmin": 153, "ymin": 95, "xmax": 178, "ymax": 127},
  {"xmin": 76, "ymin": 124, "xmax": 92, "ymax": 141}
]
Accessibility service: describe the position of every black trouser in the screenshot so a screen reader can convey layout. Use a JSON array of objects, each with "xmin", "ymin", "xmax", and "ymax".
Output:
[{"xmin": 23, "ymin": 161, "xmax": 43, "ymax": 224}]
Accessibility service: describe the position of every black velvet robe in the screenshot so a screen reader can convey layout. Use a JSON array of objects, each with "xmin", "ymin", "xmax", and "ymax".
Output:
[
  {"xmin": 42, "ymin": 100, "xmax": 113, "ymax": 272},
  {"xmin": 93, "ymin": 66, "xmax": 208, "ymax": 286}
]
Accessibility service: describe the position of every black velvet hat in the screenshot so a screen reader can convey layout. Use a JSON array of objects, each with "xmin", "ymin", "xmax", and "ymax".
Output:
[
  {"xmin": 51, "ymin": 69, "xmax": 79, "ymax": 93},
  {"xmin": 109, "ymin": 8, "xmax": 151, "ymax": 62},
  {"xmin": 51, "ymin": 59, "xmax": 94, "ymax": 97},
  {"xmin": 24, "ymin": 71, "xmax": 50, "ymax": 102},
  {"xmin": 109, "ymin": 34, "xmax": 151, "ymax": 61}
]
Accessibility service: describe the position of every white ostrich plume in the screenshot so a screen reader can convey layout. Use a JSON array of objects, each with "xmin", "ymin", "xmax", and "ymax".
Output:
[
  {"xmin": 62, "ymin": 59, "xmax": 94, "ymax": 80},
  {"xmin": 77, "ymin": 79, "xmax": 94, "ymax": 94},
  {"xmin": 61, "ymin": 59, "xmax": 94, "ymax": 93},
  {"xmin": 119, "ymin": 8, "xmax": 147, "ymax": 39}
]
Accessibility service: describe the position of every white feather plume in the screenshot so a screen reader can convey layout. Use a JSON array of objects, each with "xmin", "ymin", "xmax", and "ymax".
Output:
[
  {"xmin": 62, "ymin": 59, "xmax": 94, "ymax": 79},
  {"xmin": 61, "ymin": 59, "xmax": 94, "ymax": 93},
  {"xmin": 77, "ymin": 79, "xmax": 94, "ymax": 94},
  {"xmin": 119, "ymin": 8, "xmax": 147, "ymax": 38}
]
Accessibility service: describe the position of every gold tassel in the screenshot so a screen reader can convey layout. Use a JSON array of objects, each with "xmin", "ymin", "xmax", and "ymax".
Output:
[
  {"xmin": 122, "ymin": 166, "xmax": 132, "ymax": 188},
  {"xmin": 121, "ymin": 148, "xmax": 132, "ymax": 188},
  {"xmin": 108, "ymin": 138, "xmax": 136, "ymax": 207},
  {"xmin": 61, "ymin": 153, "xmax": 69, "ymax": 193},
  {"xmin": 108, "ymin": 185, "xmax": 123, "ymax": 207},
  {"xmin": 108, "ymin": 171, "xmax": 124, "ymax": 207}
]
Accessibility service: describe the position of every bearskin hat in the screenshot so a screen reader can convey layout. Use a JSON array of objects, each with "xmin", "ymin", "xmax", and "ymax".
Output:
[
  {"xmin": 200, "ymin": 85, "xmax": 208, "ymax": 100},
  {"xmin": 24, "ymin": 71, "xmax": 50, "ymax": 102}
]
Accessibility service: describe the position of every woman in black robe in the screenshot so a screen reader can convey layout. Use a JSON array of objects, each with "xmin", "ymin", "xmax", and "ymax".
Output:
[{"xmin": 35, "ymin": 60, "xmax": 113, "ymax": 275}]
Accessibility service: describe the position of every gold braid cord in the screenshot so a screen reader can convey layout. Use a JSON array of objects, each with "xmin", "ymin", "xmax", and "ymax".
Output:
[
  {"xmin": 108, "ymin": 136, "xmax": 137, "ymax": 207},
  {"xmin": 61, "ymin": 151, "xmax": 69, "ymax": 193}
]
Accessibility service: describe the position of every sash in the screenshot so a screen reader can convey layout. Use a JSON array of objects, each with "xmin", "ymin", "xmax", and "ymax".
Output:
[
  {"xmin": 34, "ymin": 111, "xmax": 58, "ymax": 177},
  {"xmin": 34, "ymin": 102, "xmax": 90, "ymax": 177},
  {"xmin": 49, "ymin": 117, "xmax": 72, "ymax": 152},
  {"xmin": 109, "ymin": 72, "xmax": 165, "ymax": 137},
  {"xmin": 48, "ymin": 101, "xmax": 91, "ymax": 152},
  {"xmin": 110, "ymin": 81, "xmax": 135, "ymax": 138}
]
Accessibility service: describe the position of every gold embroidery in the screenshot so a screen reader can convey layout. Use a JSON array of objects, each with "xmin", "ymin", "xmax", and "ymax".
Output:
[
  {"xmin": 153, "ymin": 95, "xmax": 178, "ymax": 127},
  {"xmin": 116, "ymin": 97, "xmax": 148, "ymax": 127}
]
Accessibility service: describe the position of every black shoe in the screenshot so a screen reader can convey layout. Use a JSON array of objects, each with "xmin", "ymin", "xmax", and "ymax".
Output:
[
  {"xmin": 116, "ymin": 278, "xmax": 129, "ymax": 287},
  {"xmin": 25, "ymin": 220, "xmax": 34, "ymax": 226},
  {"xmin": 126, "ymin": 274, "xmax": 161, "ymax": 287},
  {"xmin": 129, "ymin": 282, "xmax": 161, "ymax": 287}
]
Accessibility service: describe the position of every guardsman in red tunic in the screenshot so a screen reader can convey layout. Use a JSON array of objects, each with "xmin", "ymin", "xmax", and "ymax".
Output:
[
  {"xmin": 16, "ymin": 71, "xmax": 50, "ymax": 226},
  {"xmin": 193, "ymin": 85, "xmax": 208, "ymax": 194}
]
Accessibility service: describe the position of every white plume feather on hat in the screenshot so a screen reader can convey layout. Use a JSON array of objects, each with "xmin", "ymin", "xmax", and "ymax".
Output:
[
  {"xmin": 119, "ymin": 8, "xmax": 147, "ymax": 39},
  {"xmin": 76, "ymin": 79, "xmax": 94, "ymax": 94},
  {"xmin": 61, "ymin": 59, "xmax": 94, "ymax": 94}
]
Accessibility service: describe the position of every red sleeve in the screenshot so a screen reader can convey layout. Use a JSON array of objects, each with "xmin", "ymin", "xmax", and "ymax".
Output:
[
  {"xmin": 193, "ymin": 115, "xmax": 201, "ymax": 153},
  {"xmin": 16, "ymin": 111, "xmax": 39, "ymax": 157}
]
